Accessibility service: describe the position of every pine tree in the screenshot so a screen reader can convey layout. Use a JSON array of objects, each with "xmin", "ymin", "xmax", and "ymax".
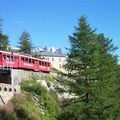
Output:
[
  {"xmin": 61, "ymin": 16, "xmax": 118, "ymax": 120},
  {"xmin": 18, "ymin": 31, "xmax": 32, "ymax": 54},
  {"xmin": 95, "ymin": 34, "xmax": 118, "ymax": 119},
  {"xmin": 0, "ymin": 19, "xmax": 9, "ymax": 51},
  {"xmin": 111, "ymin": 62, "xmax": 120, "ymax": 119}
]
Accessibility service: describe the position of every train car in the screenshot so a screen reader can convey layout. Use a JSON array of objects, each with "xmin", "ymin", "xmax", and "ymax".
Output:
[
  {"xmin": 0, "ymin": 51, "xmax": 52, "ymax": 72},
  {"xmin": 18, "ymin": 54, "xmax": 39, "ymax": 71},
  {"xmin": 39, "ymin": 60, "xmax": 52, "ymax": 72},
  {"xmin": 0, "ymin": 51, "xmax": 19, "ymax": 68}
]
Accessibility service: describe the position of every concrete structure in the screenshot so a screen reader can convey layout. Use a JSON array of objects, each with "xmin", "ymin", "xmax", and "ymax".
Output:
[
  {"xmin": 0, "ymin": 68, "xmax": 52, "ymax": 105},
  {"xmin": 11, "ymin": 69, "xmax": 52, "ymax": 85},
  {"xmin": 0, "ymin": 83, "xmax": 20, "ymax": 105}
]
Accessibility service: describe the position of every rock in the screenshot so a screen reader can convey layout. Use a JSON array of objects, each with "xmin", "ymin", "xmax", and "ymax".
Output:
[{"xmin": 37, "ymin": 80, "xmax": 49, "ymax": 90}]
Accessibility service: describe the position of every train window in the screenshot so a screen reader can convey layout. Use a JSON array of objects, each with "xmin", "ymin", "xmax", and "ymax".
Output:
[
  {"xmin": 26, "ymin": 58, "xmax": 28, "ymax": 63},
  {"xmin": 45, "ymin": 62, "xmax": 47, "ymax": 66},
  {"xmin": 3, "ymin": 55, "xmax": 6, "ymax": 60},
  {"xmin": 48, "ymin": 63, "xmax": 50, "ymax": 67},
  {"xmin": 7, "ymin": 55, "xmax": 10, "ymax": 60},
  {"xmin": 29, "ymin": 59, "xmax": 31, "ymax": 63},
  {"xmin": 11, "ymin": 56, "xmax": 13, "ymax": 61},
  {"xmin": 32, "ymin": 59, "xmax": 34, "ymax": 64},
  {"xmin": 42, "ymin": 61, "xmax": 44, "ymax": 66},
  {"xmin": 21, "ymin": 57, "xmax": 24, "ymax": 62},
  {"xmin": 39, "ymin": 61, "xmax": 41, "ymax": 65},
  {"xmin": 14, "ymin": 57, "xmax": 18, "ymax": 61}
]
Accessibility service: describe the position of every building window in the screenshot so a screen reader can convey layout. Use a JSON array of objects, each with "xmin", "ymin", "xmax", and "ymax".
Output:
[
  {"xmin": 59, "ymin": 58, "xmax": 61, "ymax": 62},
  {"xmin": 52, "ymin": 58, "xmax": 54, "ymax": 61}
]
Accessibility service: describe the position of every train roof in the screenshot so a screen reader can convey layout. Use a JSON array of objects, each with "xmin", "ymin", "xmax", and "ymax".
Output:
[{"xmin": 0, "ymin": 51, "xmax": 50, "ymax": 62}]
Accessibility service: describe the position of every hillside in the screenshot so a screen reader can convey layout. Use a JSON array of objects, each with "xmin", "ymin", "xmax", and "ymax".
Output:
[{"xmin": 0, "ymin": 78, "xmax": 62, "ymax": 120}]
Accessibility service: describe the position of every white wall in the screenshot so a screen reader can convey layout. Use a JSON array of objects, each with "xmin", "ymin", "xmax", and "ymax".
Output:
[{"xmin": 43, "ymin": 56, "xmax": 67, "ymax": 72}]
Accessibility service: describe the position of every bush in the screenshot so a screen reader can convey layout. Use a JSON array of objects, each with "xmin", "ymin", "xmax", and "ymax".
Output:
[
  {"xmin": 21, "ymin": 81, "xmax": 47, "ymax": 96},
  {"xmin": 17, "ymin": 80, "xmax": 61, "ymax": 120},
  {"xmin": 0, "ymin": 109, "xmax": 16, "ymax": 120},
  {"xmin": 15, "ymin": 107, "xmax": 28, "ymax": 119}
]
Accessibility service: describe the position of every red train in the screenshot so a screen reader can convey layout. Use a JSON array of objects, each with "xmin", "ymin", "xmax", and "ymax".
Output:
[{"xmin": 0, "ymin": 51, "xmax": 52, "ymax": 72}]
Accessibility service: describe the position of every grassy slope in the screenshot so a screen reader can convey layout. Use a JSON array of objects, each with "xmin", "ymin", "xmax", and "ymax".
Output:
[{"xmin": 10, "ymin": 80, "xmax": 61, "ymax": 120}]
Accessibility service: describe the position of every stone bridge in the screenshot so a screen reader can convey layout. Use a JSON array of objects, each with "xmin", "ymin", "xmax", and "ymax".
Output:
[{"xmin": 0, "ymin": 83, "xmax": 20, "ymax": 105}]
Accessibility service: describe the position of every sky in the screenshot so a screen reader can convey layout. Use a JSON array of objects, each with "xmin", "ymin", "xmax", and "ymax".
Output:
[{"xmin": 0, "ymin": 0, "xmax": 120, "ymax": 58}]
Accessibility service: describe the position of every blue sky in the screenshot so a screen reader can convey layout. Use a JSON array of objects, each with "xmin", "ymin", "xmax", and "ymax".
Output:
[{"xmin": 0, "ymin": 0, "xmax": 120, "ymax": 58}]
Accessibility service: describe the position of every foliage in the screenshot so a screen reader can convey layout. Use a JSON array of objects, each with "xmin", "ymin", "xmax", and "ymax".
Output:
[
  {"xmin": 12, "ymin": 96, "xmax": 45, "ymax": 120},
  {"xmin": 58, "ymin": 102, "xmax": 82, "ymax": 120},
  {"xmin": 40, "ymin": 75, "xmax": 55, "ymax": 81},
  {"xmin": 32, "ymin": 51, "xmax": 40, "ymax": 58},
  {"xmin": 0, "ymin": 109, "xmax": 16, "ymax": 120},
  {"xmin": 0, "ymin": 19, "xmax": 9, "ymax": 51},
  {"xmin": 18, "ymin": 31, "xmax": 32, "ymax": 54},
  {"xmin": 52, "ymin": 67, "xmax": 63, "ymax": 74},
  {"xmin": 62, "ymin": 16, "xmax": 118, "ymax": 120},
  {"xmin": 19, "ymin": 80, "xmax": 61, "ymax": 120},
  {"xmin": 15, "ymin": 107, "xmax": 29, "ymax": 119}
]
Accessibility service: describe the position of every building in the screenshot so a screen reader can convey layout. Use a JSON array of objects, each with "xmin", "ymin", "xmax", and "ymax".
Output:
[
  {"xmin": 39, "ymin": 48, "xmax": 67, "ymax": 73},
  {"xmin": 9, "ymin": 46, "xmax": 21, "ymax": 53}
]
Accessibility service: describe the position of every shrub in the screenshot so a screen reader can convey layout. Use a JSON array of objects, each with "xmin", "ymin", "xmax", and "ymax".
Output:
[
  {"xmin": 20, "ymin": 80, "xmax": 61, "ymax": 120},
  {"xmin": 0, "ymin": 109, "xmax": 16, "ymax": 120}
]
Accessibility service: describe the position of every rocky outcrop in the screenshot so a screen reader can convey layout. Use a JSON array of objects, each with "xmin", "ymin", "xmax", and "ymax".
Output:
[{"xmin": 37, "ymin": 80, "xmax": 78, "ymax": 100}]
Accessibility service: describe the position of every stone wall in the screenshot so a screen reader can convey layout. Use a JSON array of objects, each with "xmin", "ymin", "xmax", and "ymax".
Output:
[
  {"xmin": 0, "ymin": 83, "xmax": 20, "ymax": 105},
  {"xmin": 11, "ymin": 69, "xmax": 50, "ymax": 85}
]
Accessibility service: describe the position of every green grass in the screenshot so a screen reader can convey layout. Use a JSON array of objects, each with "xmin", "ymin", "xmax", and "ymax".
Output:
[
  {"xmin": 40, "ymin": 75, "xmax": 55, "ymax": 81},
  {"xmin": 12, "ymin": 96, "xmax": 46, "ymax": 120},
  {"xmin": 11, "ymin": 80, "xmax": 61, "ymax": 120},
  {"xmin": 0, "ymin": 109, "xmax": 16, "ymax": 120},
  {"xmin": 52, "ymin": 67, "xmax": 63, "ymax": 74}
]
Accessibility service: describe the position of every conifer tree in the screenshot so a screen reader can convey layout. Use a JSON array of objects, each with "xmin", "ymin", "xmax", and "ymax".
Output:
[
  {"xmin": 61, "ymin": 16, "xmax": 118, "ymax": 120},
  {"xmin": 95, "ymin": 33, "xmax": 118, "ymax": 119},
  {"xmin": 0, "ymin": 19, "xmax": 9, "ymax": 51},
  {"xmin": 18, "ymin": 31, "xmax": 32, "ymax": 54}
]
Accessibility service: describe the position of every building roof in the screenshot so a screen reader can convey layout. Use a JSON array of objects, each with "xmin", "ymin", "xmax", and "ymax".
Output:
[{"xmin": 40, "ymin": 51, "xmax": 66, "ymax": 57}]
